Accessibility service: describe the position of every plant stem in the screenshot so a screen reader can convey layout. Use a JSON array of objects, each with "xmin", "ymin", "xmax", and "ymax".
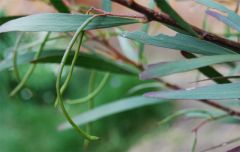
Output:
[
  {"xmin": 54, "ymin": 33, "xmax": 84, "ymax": 107},
  {"xmin": 10, "ymin": 32, "xmax": 51, "ymax": 96},
  {"xmin": 67, "ymin": 73, "xmax": 110, "ymax": 104},
  {"xmin": 111, "ymin": 0, "xmax": 240, "ymax": 52},
  {"xmin": 84, "ymin": 70, "xmax": 96, "ymax": 149},
  {"xmin": 12, "ymin": 32, "xmax": 24, "ymax": 81}
]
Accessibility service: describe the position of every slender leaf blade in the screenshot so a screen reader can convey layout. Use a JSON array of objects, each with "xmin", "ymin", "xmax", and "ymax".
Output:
[
  {"xmin": 0, "ymin": 16, "xmax": 23, "ymax": 25},
  {"xmin": 59, "ymin": 96, "xmax": 167, "ymax": 130},
  {"xmin": 196, "ymin": 0, "xmax": 240, "ymax": 31},
  {"xmin": 206, "ymin": 10, "xmax": 240, "ymax": 32},
  {"xmin": 145, "ymin": 82, "xmax": 240, "ymax": 100},
  {"xmin": 155, "ymin": 0, "xmax": 198, "ymax": 36},
  {"xmin": 122, "ymin": 31, "xmax": 235, "ymax": 55},
  {"xmin": 0, "ymin": 13, "xmax": 139, "ymax": 33},
  {"xmin": 50, "ymin": 0, "xmax": 70, "ymax": 13},
  {"xmin": 141, "ymin": 54, "xmax": 240, "ymax": 80},
  {"xmin": 181, "ymin": 52, "xmax": 231, "ymax": 84},
  {"xmin": 0, "ymin": 50, "xmax": 139, "ymax": 75}
]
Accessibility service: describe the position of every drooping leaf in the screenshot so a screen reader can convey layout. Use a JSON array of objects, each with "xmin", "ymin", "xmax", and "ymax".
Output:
[
  {"xmin": 0, "ymin": 50, "xmax": 139, "ymax": 75},
  {"xmin": 0, "ymin": 16, "xmax": 22, "ymax": 25},
  {"xmin": 59, "ymin": 96, "xmax": 167, "ymax": 130},
  {"xmin": 50, "ymin": 0, "xmax": 70, "ymax": 13},
  {"xmin": 141, "ymin": 54, "xmax": 240, "ymax": 80},
  {"xmin": 155, "ymin": 0, "xmax": 198, "ymax": 36},
  {"xmin": 121, "ymin": 31, "xmax": 235, "ymax": 55},
  {"xmin": 145, "ymin": 82, "xmax": 240, "ymax": 100},
  {"xmin": 102, "ymin": 0, "xmax": 112, "ymax": 12},
  {"xmin": 196, "ymin": 0, "xmax": 240, "ymax": 31},
  {"xmin": 0, "ymin": 13, "xmax": 139, "ymax": 33}
]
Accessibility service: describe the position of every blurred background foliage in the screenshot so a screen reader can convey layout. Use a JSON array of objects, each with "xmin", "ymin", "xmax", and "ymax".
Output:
[
  {"xmin": 0, "ymin": 11, "xmax": 174, "ymax": 151},
  {"xmin": 2, "ymin": 0, "xmax": 240, "ymax": 151}
]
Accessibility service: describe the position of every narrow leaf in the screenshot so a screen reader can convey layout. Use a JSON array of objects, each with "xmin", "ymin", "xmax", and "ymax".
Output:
[
  {"xmin": 59, "ymin": 96, "xmax": 167, "ymax": 130},
  {"xmin": 0, "ymin": 13, "xmax": 139, "ymax": 33},
  {"xmin": 196, "ymin": 0, "xmax": 240, "ymax": 31},
  {"xmin": 0, "ymin": 50, "xmax": 139, "ymax": 75},
  {"xmin": 206, "ymin": 10, "xmax": 240, "ymax": 32},
  {"xmin": 155, "ymin": 0, "xmax": 198, "ymax": 36},
  {"xmin": 50, "ymin": 0, "xmax": 70, "ymax": 13},
  {"xmin": 122, "ymin": 31, "xmax": 235, "ymax": 55},
  {"xmin": 141, "ymin": 54, "xmax": 240, "ymax": 80},
  {"xmin": 0, "ymin": 16, "xmax": 22, "ymax": 25},
  {"xmin": 181, "ymin": 52, "xmax": 231, "ymax": 84},
  {"xmin": 145, "ymin": 82, "xmax": 240, "ymax": 100}
]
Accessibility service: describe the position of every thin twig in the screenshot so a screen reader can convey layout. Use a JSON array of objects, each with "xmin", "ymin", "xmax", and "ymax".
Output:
[
  {"xmin": 86, "ymin": 31, "xmax": 142, "ymax": 68},
  {"xmin": 111, "ymin": 0, "xmax": 240, "ymax": 52},
  {"xmin": 157, "ymin": 78, "xmax": 240, "ymax": 117},
  {"xmin": 201, "ymin": 136, "xmax": 240, "ymax": 152},
  {"xmin": 88, "ymin": 7, "xmax": 146, "ymax": 20},
  {"xmin": 110, "ymin": 0, "xmax": 240, "ymax": 118},
  {"xmin": 192, "ymin": 114, "xmax": 229, "ymax": 133}
]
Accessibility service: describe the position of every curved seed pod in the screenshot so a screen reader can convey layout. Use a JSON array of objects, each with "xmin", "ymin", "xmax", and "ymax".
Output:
[{"xmin": 56, "ymin": 15, "xmax": 101, "ymax": 141}]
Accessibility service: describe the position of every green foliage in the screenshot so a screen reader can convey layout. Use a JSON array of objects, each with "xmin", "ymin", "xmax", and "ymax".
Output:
[
  {"xmin": 180, "ymin": 52, "xmax": 231, "ymax": 84},
  {"xmin": 60, "ymin": 96, "xmax": 167, "ymax": 130},
  {"xmin": 140, "ymin": 54, "xmax": 240, "ymax": 80},
  {"xmin": 0, "ymin": 50, "xmax": 139, "ymax": 75},
  {"xmin": 146, "ymin": 82, "xmax": 240, "ymax": 100},
  {"xmin": 122, "ymin": 31, "xmax": 235, "ymax": 55},
  {"xmin": 50, "ymin": 0, "xmax": 70, "ymax": 13},
  {"xmin": 1, "ymin": 0, "xmax": 240, "ymax": 151},
  {"xmin": 154, "ymin": 0, "xmax": 198, "ymax": 36},
  {"xmin": 0, "ymin": 14, "xmax": 139, "ymax": 33},
  {"xmin": 196, "ymin": 0, "xmax": 240, "ymax": 31},
  {"xmin": 0, "ymin": 16, "xmax": 22, "ymax": 25}
]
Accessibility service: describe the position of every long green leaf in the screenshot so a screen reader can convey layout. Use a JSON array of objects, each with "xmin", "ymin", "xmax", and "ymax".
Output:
[
  {"xmin": 141, "ymin": 54, "xmax": 240, "ymax": 80},
  {"xmin": 0, "ymin": 16, "xmax": 22, "ymax": 25},
  {"xmin": 206, "ymin": 10, "xmax": 240, "ymax": 32},
  {"xmin": 59, "ymin": 96, "xmax": 167, "ymax": 130},
  {"xmin": 155, "ymin": 0, "xmax": 198, "ymax": 36},
  {"xmin": 0, "ymin": 13, "xmax": 139, "ymax": 33},
  {"xmin": 196, "ymin": 0, "xmax": 240, "ymax": 31},
  {"xmin": 50, "ymin": 0, "xmax": 70, "ymax": 13},
  {"xmin": 180, "ymin": 52, "xmax": 231, "ymax": 84},
  {"xmin": 121, "ymin": 31, "xmax": 235, "ymax": 55},
  {"xmin": 145, "ymin": 82, "xmax": 240, "ymax": 100},
  {"xmin": 0, "ymin": 50, "xmax": 139, "ymax": 75}
]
